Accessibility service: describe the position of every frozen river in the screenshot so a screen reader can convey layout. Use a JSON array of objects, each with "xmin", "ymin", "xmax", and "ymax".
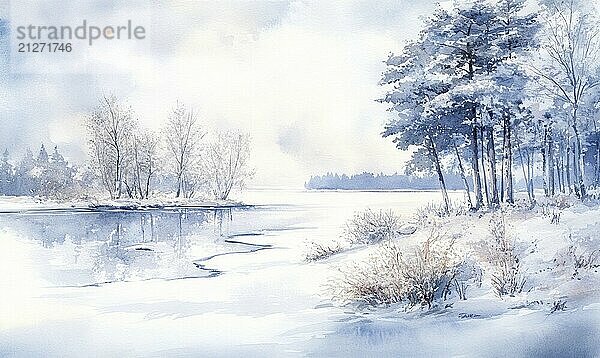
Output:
[{"xmin": 0, "ymin": 189, "xmax": 461, "ymax": 287}]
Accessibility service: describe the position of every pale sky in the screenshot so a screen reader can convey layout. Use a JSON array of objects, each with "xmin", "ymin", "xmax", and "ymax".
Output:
[{"xmin": 0, "ymin": 0, "xmax": 439, "ymax": 187}]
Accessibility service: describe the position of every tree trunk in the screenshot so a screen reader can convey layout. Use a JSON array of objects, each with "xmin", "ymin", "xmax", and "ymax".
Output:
[
  {"xmin": 500, "ymin": 121, "xmax": 506, "ymax": 202},
  {"xmin": 115, "ymin": 149, "xmax": 121, "ymax": 199},
  {"xmin": 471, "ymin": 119, "xmax": 484, "ymax": 209},
  {"xmin": 556, "ymin": 155, "xmax": 563, "ymax": 194},
  {"xmin": 542, "ymin": 126, "xmax": 548, "ymax": 196},
  {"xmin": 481, "ymin": 126, "xmax": 490, "ymax": 207},
  {"xmin": 547, "ymin": 127, "xmax": 555, "ymax": 196},
  {"xmin": 517, "ymin": 143, "xmax": 532, "ymax": 203},
  {"xmin": 145, "ymin": 171, "xmax": 152, "ymax": 199},
  {"xmin": 503, "ymin": 113, "xmax": 514, "ymax": 203},
  {"xmin": 595, "ymin": 136, "xmax": 600, "ymax": 187},
  {"xmin": 572, "ymin": 144, "xmax": 580, "ymax": 197},
  {"xmin": 572, "ymin": 119, "xmax": 586, "ymax": 198},
  {"xmin": 175, "ymin": 176, "xmax": 182, "ymax": 198},
  {"xmin": 428, "ymin": 135, "xmax": 450, "ymax": 214},
  {"xmin": 558, "ymin": 140, "xmax": 565, "ymax": 193},
  {"xmin": 566, "ymin": 140, "xmax": 571, "ymax": 194},
  {"xmin": 454, "ymin": 142, "xmax": 472, "ymax": 208},
  {"xmin": 527, "ymin": 150, "xmax": 535, "ymax": 201},
  {"xmin": 487, "ymin": 126, "xmax": 499, "ymax": 205}
]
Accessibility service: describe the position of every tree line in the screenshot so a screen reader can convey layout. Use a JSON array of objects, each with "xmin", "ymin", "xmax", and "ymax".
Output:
[
  {"xmin": 87, "ymin": 95, "xmax": 253, "ymax": 200},
  {"xmin": 0, "ymin": 96, "xmax": 252, "ymax": 201},
  {"xmin": 379, "ymin": 0, "xmax": 600, "ymax": 212},
  {"xmin": 0, "ymin": 145, "xmax": 80, "ymax": 198},
  {"xmin": 305, "ymin": 172, "xmax": 472, "ymax": 190}
]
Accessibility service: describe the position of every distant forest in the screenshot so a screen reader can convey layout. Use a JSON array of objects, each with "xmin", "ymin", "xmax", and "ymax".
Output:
[{"xmin": 305, "ymin": 172, "xmax": 471, "ymax": 190}]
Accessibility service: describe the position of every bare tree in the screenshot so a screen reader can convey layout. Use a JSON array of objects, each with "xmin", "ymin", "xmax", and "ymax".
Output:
[
  {"xmin": 163, "ymin": 102, "xmax": 204, "ymax": 198},
  {"xmin": 87, "ymin": 95, "xmax": 135, "ymax": 199},
  {"xmin": 203, "ymin": 131, "xmax": 253, "ymax": 200},
  {"xmin": 125, "ymin": 129, "xmax": 160, "ymax": 199},
  {"xmin": 532, "ymin": 0, "xmax": 600, "ymax": 197}
]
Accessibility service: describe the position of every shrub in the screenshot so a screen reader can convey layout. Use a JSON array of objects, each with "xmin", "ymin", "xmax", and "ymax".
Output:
[
  {"xmin": 331, "ymin": 231, "xmax": 478, "ymax": 309},
  {"xmin": 567, "ymin": 244, "xmax": 599, "ymax": 274},
  {"xmin": 393, "ymin": 234, "xmax": 458, "ymax": 308},
  {"xmin": 538, "ymin": 204, "xmax": 562, "ymax": 225},
  {"xmin": 550, "ymin": 299, "xmax": 567, "ymax": 314},
  {"xmin": 304, "ymin": 240, "xmax": 343, "ymax": 262},
  {"xmin": 554, "ymin": 235, "xmax": 600, "ymax": 277},
  {"xmin": 344, "ymin": 209, "xmax": 402, "ymax": 245},
  {"xmin": 477, "ymin": 215, "xmax": 526, "ymax": 297},
  {"xmin": 451, "ymin": 257, "xmax": 482, "ymax": 300},
  {"xmin": 536, "ymin": 194, "xmax": 577, "ymax": 210},
  {"xmin": 330, "ymin": 258, "xmax": 402, "ymax": 306},
  {"xmin": 414, "ymin": 201, "xmax": 468, "ymax": 226}
]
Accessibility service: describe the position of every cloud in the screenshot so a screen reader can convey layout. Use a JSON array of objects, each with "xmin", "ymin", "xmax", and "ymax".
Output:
[{"xmin": 1, "ymin": 0, "xmax": 438, "ymax": 186}]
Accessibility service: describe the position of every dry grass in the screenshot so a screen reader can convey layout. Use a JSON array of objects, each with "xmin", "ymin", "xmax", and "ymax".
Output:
[
  {"xmin": 304, "ymin": 240, "xmax": 344, "ymax": 262},
  {"xmin": 554, "ymin": 235, "xmax": 600, "ymax": 277},
  {"xmin": 476, "ymin": 215, "xmax": 527, "ymax": 297},
  {"xmin": 331, "ymin": 230, "xmax": 479, "ymax": 309},
  {"xmin": 414, "ymin": 201, "xmax": 469, "ymax": 226},
  {"xmin": 344, "ymin": 209, "xmax": 402, "ymax": 245}
]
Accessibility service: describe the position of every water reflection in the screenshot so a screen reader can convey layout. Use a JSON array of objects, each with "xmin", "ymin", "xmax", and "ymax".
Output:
[{"xmin": 0, "ymin": 208, "xmax": 259, "ymax": 286}]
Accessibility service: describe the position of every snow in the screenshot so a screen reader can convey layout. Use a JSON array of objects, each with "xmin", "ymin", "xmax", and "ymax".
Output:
[
  {"xmin": 0, "ymin": 189, "xmax": 599, "ymax": 356},
  {"xmin": 0, "ymin": 195, "xmax": 247, "ymax": 213}
]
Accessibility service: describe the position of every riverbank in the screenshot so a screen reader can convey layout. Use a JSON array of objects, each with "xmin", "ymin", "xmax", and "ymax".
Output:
[
  {"xmin": 0, "ymin": 196, "xmax": 250, "ymax": 214},
  {"xmin": 306, "ymin": 196, "xmax": 600, "ymax": 356}
]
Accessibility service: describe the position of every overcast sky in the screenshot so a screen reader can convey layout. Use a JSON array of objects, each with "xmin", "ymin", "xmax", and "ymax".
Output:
[{"xmin": 0, "ymin": 0, "xmax": 439, "ymax": 187}]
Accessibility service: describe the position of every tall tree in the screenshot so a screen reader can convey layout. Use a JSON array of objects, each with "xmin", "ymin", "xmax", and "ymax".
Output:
[
  {"xmin": 125, "ymin": 130, "xmax": 159, "ymax": 199},
  {"xmin": 532, "ymin": 0, "xmax": 600, "ymax": 197},
  {"xmin": 379, "ymin": 40, "xmax": 456, "ymax": 213},
  {"xmin": 380, "ymin": 0, "xmax": 539, "ymax": 210},
  {"xmin": 163, "ymin": 102, "xmax": 204, "ymax": 198},
  {"xmin": 203, "ymin": 131, "xmax": 253, "ymax": 201},
  {"xmin": 87, "ymin": 95, "xmax": 135, "ymax": 199},
  {"xmin": 0, "ymin": 149, "xmax": 13, "ymax": 195}
]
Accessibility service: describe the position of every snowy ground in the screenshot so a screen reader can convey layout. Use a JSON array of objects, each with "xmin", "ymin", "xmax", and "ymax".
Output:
[
  {"xmin": 0, "ymin": 189, "xmax": 599, "ymax": 357},
  {"xmin": 0, "ymin": 195, "xmax": 246, "ymax": 213}
]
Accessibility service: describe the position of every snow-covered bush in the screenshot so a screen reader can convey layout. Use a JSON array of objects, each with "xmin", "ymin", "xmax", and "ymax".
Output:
[
  {"xmin": 332, "ymin": 231, "xmax": 477, "ymax": 309},
  {"xmin": 414, "ymin": 201, "xmax": 468, "ymax": 226},
  {"xmin": 330, "ymin": 258, "xmax": 401, "ymax": 306},
  {"xmin": 536, "ymin": 194, "xmax": 577, "ymax": 210},
  {"xmin": 304, "ymin": 240, "xmax": 344, "ymax": 262},
  {"xmin": 568, "ymin": 245, "xmax": 599, "ymax": 273},
  {"xmin": 550, "ymin": 299, "xmax": 567, "ymax": 314},
  {"xmin": 390, "ymin": 235, "xmax": 464, "ymax": 308},
  {"xmin": 477, "ymin": 215, "xmax": 526, "ymax": 297},
  {"xmin": 344, "ymin": 209, "xmax": 402, "ymax": 245},
  {"xmin": 451, "ymin": 257, "xmax": 483, "ymax": 300},
  {"xmin": 414, "ymin": 202, "xmax": 448, "ymax": 224},
  {"xmin": 554, "ymin": 235, "xmax": 600, "ymax": 277},
  {"xmin": 509, "ymin": 198, "xmax": 536, "ymax": 211},
  {"xmin": 538, "ymin": 204, "xmax": 562, "ymax": 225}
]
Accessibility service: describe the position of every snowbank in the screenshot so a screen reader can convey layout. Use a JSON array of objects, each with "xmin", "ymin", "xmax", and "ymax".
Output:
[{"xmin": 0, "ymin": 195, "xmax": 248, "ymax": 213}]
